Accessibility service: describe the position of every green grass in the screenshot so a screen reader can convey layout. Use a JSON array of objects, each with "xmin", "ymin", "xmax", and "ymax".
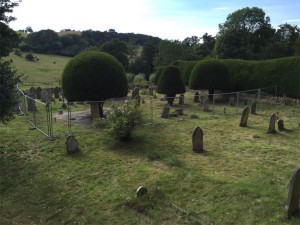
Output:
[{"xmin": 1, "ymin": 94, "xmax": 299, "ymax": 224}]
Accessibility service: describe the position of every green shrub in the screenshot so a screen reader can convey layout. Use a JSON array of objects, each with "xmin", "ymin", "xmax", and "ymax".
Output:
[
  {"xmin": 25, "ymin": 53, "xmax": 35, "ymax": 61},
  {"xmin": 149, "ymin": 73, "xmax": 156, "ymax": 84},
  {"xmin": 133, "ymin": 73, "xmax": 146, "ymax": 85},
  {"xmin": 154, "ymin": 66, "xmax": 166, "ymax": 85},
  {"xmin": 189, "ymin": 59, "xmax": 230, "ymax": 95},
  {"xmin": 156, "ymin": 66, "xmax": 185, "ymax": 105},
  {"xmin": 126, "ymin": 73, "xmax": 134, "ymax": 83},
  {"xmin": 94, "ymin": 102, "xmax": 143, "ymax": 141},
  {"xmin": 171, "ymin": 60, "xmax": 197, "ymax": 85}
]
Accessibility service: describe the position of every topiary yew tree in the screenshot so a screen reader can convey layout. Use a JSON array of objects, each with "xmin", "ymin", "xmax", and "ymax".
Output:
[
  {"xmin": 153, "ymin": 66, "xmax": 166, "ymax": 85},
  {"xmin": 156, "ymin": 65, "xmax": 185, "ymax": 106},
  {"xmin": 62, "ymin": 50, "xmax": 128, "ymax": 118},
  {"xmin": 189, "ymin": 59, "xmax": 230, "ymax": 100}
]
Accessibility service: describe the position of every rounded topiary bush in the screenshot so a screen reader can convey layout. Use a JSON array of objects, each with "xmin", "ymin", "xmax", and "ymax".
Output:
[
  {"xmin": 156, "ymin": 66, "xmax": 185, "ymax": 105},
  {"xmin": 189, "ymin": 59, "xmax": 230, "ymax": 95},
  {"xmin": 154, "ymin": 66, "xmax": 166, "ymax": 85},
  {"xmin": 62, "ymin": 51, "xmax": 128, "ymax": 102}
]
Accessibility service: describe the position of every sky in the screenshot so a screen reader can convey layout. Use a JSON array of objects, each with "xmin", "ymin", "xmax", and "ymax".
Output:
[{"xmin": 9, "ymin": 0, "xmax": 300, "ymax": 41}]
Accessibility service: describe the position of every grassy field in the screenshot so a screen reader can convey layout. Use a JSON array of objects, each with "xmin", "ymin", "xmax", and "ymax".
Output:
[{"xmin": 1, "ymin": 90, "xmax": 300, "ymax": 224}]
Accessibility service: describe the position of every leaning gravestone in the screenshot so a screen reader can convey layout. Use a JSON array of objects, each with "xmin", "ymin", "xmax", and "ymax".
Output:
[
  {"xmin": 239, "ymin": 106, "xmax": 250, "ymax": 127},
  {"xmin": 131, "ymin": 87, "xmax": 140, "ymax": 100},
  {"xmin": 285, "ymin": 165, "xmax": 300, "ymax": 219},
  {"xmin": 251, "ymin": 101, "xmax": 257, "ymax": 114},
  {"xmin": 192, "ymin": 127, "xmax": 204, "ymax": 153},
  {"xmin": 179, "ymin": 94, "xmax": 184, "ymax": 105},
  {"xmin": 277, "ymin": 119, "xmax": 285, "ymax": 131},
  {"xmin": 27, "ymin": 92, "xmax": 37, "ymax": 112},
  {"xmin": 161, "ymin": 105, "xmax": 170, "ymax": 118},
  {"xmin": 229, "ymin": 97, "xmax": 235, "ymax": 106},
  {"xmin": 66, "ymin": 135, "xmax": 79, "ymax": 155},
  {"xmin": 267, "ymin": 113, "xmax": 277, "ymax": 134},
  {"xmin": 203, "ymin": 99, "xmax": 209, "ymax": 112},
  {"xmin": 194, "ymin": 92, "xmax": 199, "ymax": 103},
  {"xmin": 41, "ymin": 89, "xmax": 50, "ymax": 103},
  {"xmin": 36, "ymin": 87, "xmax": 42, "ymax": 99}
]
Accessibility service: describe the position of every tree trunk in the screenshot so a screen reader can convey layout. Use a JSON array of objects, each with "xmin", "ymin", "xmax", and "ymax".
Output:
[
  {"xmin": 90, "ymin": 101, "xmax": 105, "ymax": 119},
  {"xmin": 166, "ymin": 94, "xmax": 175, "ymax": 106}
]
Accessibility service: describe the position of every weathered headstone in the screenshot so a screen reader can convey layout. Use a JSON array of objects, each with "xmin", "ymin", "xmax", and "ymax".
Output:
[
  {"xmin": 229, "ymin": 97, "xmax": 235, "ymax": 106},
  {"xmin": 29, "ymin": 87, "xmax": 36, "ymax": 96},
  {"xmin": 131, "ymin": 87, "xmax": 140, "ymax": 100},
  {"xmin": 277, "ymin": 119, "xmax": 285, "ymax": 131},
  {"xmin": 54, "ymin": 87, "xmax": 61, "ymax": 99},
  {"xmin": 194, "ymin": 92, "xmax": 199, "ymax": 103},
  {"xmin": 285, "ymin": 165, "xmax": 300, "ymax": 219},
  {"xmin": 161, "ymin": 105, "xmax": 170, "ymax": 118},
  {"xmin": 251, "ymin": 101, "xmax": 257, "ymax": 114},
  {"xmin": 175, "ymin": 108, "xmax": 183, "ymax": 116},
  {"xmin": 203, "ymin": 99, "xmax": 209, "ymax": 112},
  {"xmin": 192, "ymin": 127, "xmax": 204, "ymax": 153},
  {"xmin": 27, "ymin": 92, "xmax": 37, "ymax": 112},
  {"xmin": 179, "ymin": 94, "xmax": 184, "ymax": 105},
  {"xmin": 41, "ymin": 89, "xmax": 50, "ymax": 103},
  {"xmin": 136, "ymin": 186, "xmax": 148, "ymax": 197},
  {"xmin": 66, "ymin": 135, "xmax": 79, "ymax": 155},
  {"xmin": 267, "ymin": 113, "xmax": 277, "ymax": 134},
  {"xmin": 223, "ymin": 106, "xmax": 227, "ymax": 114},
  {"xmin": 239, "ymin": 106, "xmax": 250, "ymax": 127},
  {"xmin": 36, "ymin": 87, "xmax": 42, "ymax": 99}
]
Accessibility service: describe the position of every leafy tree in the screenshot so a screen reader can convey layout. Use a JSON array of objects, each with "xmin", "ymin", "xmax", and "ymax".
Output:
[
  {"xmin": 129, "ymin": 57, "xmax": 147, "ymax": 75},
  {"xmin": 0, "ymin": 0, "xmax": 21, "ymax": 123},
  {"xmin": 101, "ymin": 38, "xmax": 129, "ymax": 70},
  {"xmin": 189, "ymin": 59, "xmax": 230, "ymax": 99},
  {"xmin": 25, "ymin": 26, "xmax": 33, "ymax": 33},
  {"xmin": 141, "ymin": 38, "xmax": 157, "ymax": 79},
  {"xmin": 62, "ymin": 51, "xmax": 128, "ymax": 118},
  {"xmin": 214, "ymin": 7, "xmax": 274, "ymax": 59},
  {"xmin": 156, "ymin": 66, "xmax": 185, "ymax": 106}
]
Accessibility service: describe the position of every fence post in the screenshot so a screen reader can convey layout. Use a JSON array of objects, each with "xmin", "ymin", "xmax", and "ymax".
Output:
[{"xmin": 236, "ymin": 92, "xmax": 240, "ymax": 114}]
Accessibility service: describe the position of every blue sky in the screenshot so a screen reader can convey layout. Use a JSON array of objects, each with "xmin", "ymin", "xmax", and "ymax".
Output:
[{"xmin": 10, "ymin": 0, "xmax": 300, "ymax": 40}]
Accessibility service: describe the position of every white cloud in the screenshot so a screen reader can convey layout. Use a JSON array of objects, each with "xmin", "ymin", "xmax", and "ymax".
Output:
[{"xmin": 214, "ymin": 7, "xmax": 228, "ymax": 11}]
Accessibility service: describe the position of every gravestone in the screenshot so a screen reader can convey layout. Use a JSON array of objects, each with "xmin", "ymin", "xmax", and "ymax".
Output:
[
  {"xmin": 66, "ymin": 135, "xmax": 79, "ymax": 155},
  {"xmin": 161, "ymin": 105, "xmax": 170, "ymax": 118},
  {"xmin": 131, "ymin": 87, "xmax": 140, "ymax": 100},
  {"xmin": 175, "ymin": 108, "xmax": 183, "ymax": 116},
  {"xmin": 179, "ymin": 94, "xmax": 184, "ymax": 105},
  {"xmin": 36, "ymin": 87, "xmax": 42, "ymax": 99},
  {"xmin": 239, "ymin": 106, "xmax": 250, "ymax": 127},
  {"xmin": 251, "ymin": 101, "xmax": 257, "ymax": 114},
  {"xmin": 203, "ymin": 99, "xmax": 209, "ymax": 112},
  {"xmin": 229, "ymin": 97, "xmax": 235, "ymax": 106},
  {"xmin": 267, "ymin": 113, "xmax": 277, "ymax": 134},
  {"xmin": 194, "ymin": 92, "xmax": 199, "ymax": 103},
  {"xmin": 29, "ymin": 87, "xmax": 36, "ymax": 96},
  {"xmin": 285, "ymin": 165, "xmax": 300, "ymax": 219},
  {"xmin": 41, "ymin": 89, "xmax": 50, "ymax": 103},
  {"xmin": 136, "ymin": 186, "xmax": 148, "ymax": 197},
  {"xmin": 192, "ymin": 127, "xmax": 204, "ymax": 153},
  {"xmin": 277, "ymin": 119, "xmax": 284, "ymax": 131},
  {"xmin": 223, "ymin": 107, "xmax": 227, "ymax": 114},
  {"xmin": 27, "ymin": 92, "xmax": 37, "ymax": 112},
  {"xmin": 54, "ymin": 87, "xmax": 61, "ymax": 99}
]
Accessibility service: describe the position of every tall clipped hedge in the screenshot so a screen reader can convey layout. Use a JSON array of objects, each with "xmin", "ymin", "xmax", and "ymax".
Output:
[
  {"xmin": 156, "ymin": 65, "xmax": 185, "ymax": 105},
  {"xmin": 222, "ymin": 56, "xmax": 300, "ymax": 98},
  {"xmin": 62, "ymin": 51, "xmax": 128, "ymax": 102},
  {"xmin": 154, "ymin": 66, "xmax": 166, "ymax": 85},
  {"xmin": 189, "ymin": 59, "xmax": 230, "ymax": 94},
  {"xmin": 172, "ymin": 60, "xmax": 197, "ymax": 85}
]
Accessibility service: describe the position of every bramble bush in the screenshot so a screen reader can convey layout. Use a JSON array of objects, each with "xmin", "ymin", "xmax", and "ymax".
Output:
[{"xmin": 94, "ymin": 102, "xmax": 143, "ymax": 141}]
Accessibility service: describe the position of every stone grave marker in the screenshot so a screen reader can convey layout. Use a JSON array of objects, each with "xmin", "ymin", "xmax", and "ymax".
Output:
[
  {"xmin": 277, "ymin": 119, "xmax": 285, "ymax": 131},
  {"xmin": 251, "ymin": 101, "xmax": 257, "ymax": 114},
  {"xmin": 54, "ymin": 87, "xmax": 61, "ymax": 99},
  {"xmin": 27, "ymin": 92, "xmax": 37, "ymax": 112},
  {"xmin": 161, "ymin": 105, "xmax": 170, "ymax": 118},
  {"xmin": 229, "ymin": 97, "xmax": 235, "ymax": 106},
  {"xmin": 29, "ymin": 87, "xmax": 36, "ymax": 96},
  {"xmin": 285, "ymin": 165, "xmax": 300, "ymax": 219},
  {"xmin": 41, "ymin": 89, "xmax": 50, "ymax": 103},
  {"xmin": 239, "ymin": 106, "xmax": 250, "ymax": 127},
  {"xmin": 194, "ymin": 92, "xmax": 199, "ymax": 103},
  {"xmin": 66, "ymin": 135, "xmax": 79, "ymax": 155},
  {"xmin": 131, "ymin": 87, "xmax": 140, "ymax": 100},
  {"xmin": 36, "ymin": 87, "xmax": 42, "ymax": 99},
  {"xmin": 175, "ymin": 108, "xmax": 183, "ymax": 116},
  {"xmin": 192, "ymin": 127, "xmax": 204, "ymax": 153},
  {"xmin": 179, "ymin": 94, "xmax": 184, "ymax": 105},
  {"xmin": 267, "ymin": 113, "xmax": 277, "ymax": 134},
  {"xmin": 148, "ymin": 86, "xmax": 155, "ymax": 96},
  {"xmin": 223, "ymin": 106, "xmax": 227, "ymax": 114},
  {"xmin": 203, "ymin": 99, "xmax": 209, "ymax": 112}
]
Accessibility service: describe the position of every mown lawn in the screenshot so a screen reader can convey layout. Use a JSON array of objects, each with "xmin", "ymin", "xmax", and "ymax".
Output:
[{"xmin": 0, "ymin": 93, "xmax": 299, "ymax": 225}]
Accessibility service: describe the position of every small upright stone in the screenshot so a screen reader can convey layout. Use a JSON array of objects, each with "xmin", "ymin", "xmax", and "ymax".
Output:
[
  {"xmin": 36, "ymin": 87, "xmax": 42, "ymax": 99},
  {"xmin": 194, "ymin": 92, "xmax": 199, "ymax": 103},
  {"xmin": 161, "ymin": 105, "xmax": 170, "ymax": 118},
  {"xmin": 136, "ymin": 186, "xmax": 148, "ymax": 197},
  {"xmin": 131, "ymin": 87, "xmax": 140, "ymax": 100},
  {"xmin": 192, "ymin": 127, "xmax": 204, "ymax": 153},
  {"xmin": 267, "ymin": 113, "xmax": 277, "ymax": 134},
  {"xmin": 223, "ymin": 107, "xmax": 227, "ymax": 114},
  {"xmin": 148, "ymin": 86, "xmax": 155, "ymax": 96},
  {"xmin": 27, "ymin": 92, "xmax": 37, "ymax": 112},
  {"xmin": 251, "ymin": 101, "xmax": 257, "ymax": 114},
  {"xmin": 229, "ymin": 97, "xmax": 235, "ymax": 106},
  {"xmin": 203, "ymin": 99, "xmax": 209, "ymax": 112},
  {"xmin": 285, "ymin": 165, "xmax": 300, "ymax": 219},
  {"xmin": 277, "ymin": 119, "xmax": 285, "ymax": 131},
  {"xmin": 179, "ymin": 94, "xmax": 184, "ymax": 105},
  {"xmin": 239, "ymin": 106, "xmax": 250, "ymax": 127},
  {"xmin": 54, "ymin": 87, "xmax": 61, "ymax": 99},
  {"xmin": 66, "ymin": 135, "xmax": 79, "ymax": 155}
]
